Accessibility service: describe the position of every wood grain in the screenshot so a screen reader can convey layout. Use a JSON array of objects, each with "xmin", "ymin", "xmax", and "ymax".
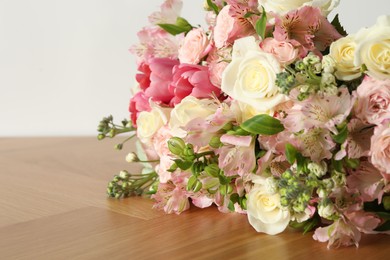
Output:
[{"xmin": 0, "ymin": 137, "xmax": 389, "ymax": 259}]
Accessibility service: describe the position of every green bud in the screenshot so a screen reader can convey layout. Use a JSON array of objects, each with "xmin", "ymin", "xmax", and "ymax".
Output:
[
  {"xmin": 113, "ymin": 176, "xmax": 120, "ymax": 182},
  {"xmin": 345, "ymin": 158, "xmax": 360, "ymax": 169},
  {"xmin": 121, "ymin": 182, "xmax": 129, "ymax": 189},
  {"xmin": 97, "ymin": 134, "xmax": 105, "ymax": 140},
  {"xmin": 280, "ymin": 197, "xmax": 289, "ymax": 207},
  {"xmin": 204, "ymin": 164, "xmax": 220, "ymax": 177},
  {"xmin": 119, "ymin": 170, "xmax": 130, "ymax": 179},
  {"xmin": 383, "ymin": 196, "xmax": 390, "ymax": 211},
  {"xmin": 168, "ymin": 137, "xmax": 186, "ymax": 156},
  {"xmin": 108, "ymin": 181, "xmax": 115, "ymax": 188},
  {"xmin": 209, "ymin": 136, "xmax": 222, "ymax": 148},
  {"xmin": 193, "ymin": 180, "xmax": 203, "ymax": 193},
  {"xmin": 295, "ymin": 61, "xmax": 305, "ymax": 71},
  {"xmin": 108, "ymin": 129, "xmax": 116, "ymax": 138},
  {"xmin": 115, "ymin": 143, "xmax": 123, "ymax": 150}
]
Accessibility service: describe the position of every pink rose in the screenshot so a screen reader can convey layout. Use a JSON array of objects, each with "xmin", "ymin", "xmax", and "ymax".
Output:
[
  {"xmin": 213, "ymin": 5, "xmax": 236, "ymax": 48},
  {"xmin": 136, "ymin": 57, "xmax": 179, "ymax": 105},
  {"xmin": 370, "ymin": 123, "xmax": 390, "ymax": 174},
  {"xmin": 354, "ymin": 76, "xmax": 390, "ymax": 125},
  {"xmin": 260, "ymin": 38, "xmax": 298, "ymax": 65},
  {"xmin": 129, "ymin": 92, "xmax": 151, "ymax": 126},
  {"xmin": 178, "ymin": 28, "xmax": 210, "ymax": 64},
  {"xmin": 169, "ymin": 64, "xmax": 221, "ymax": 104},
  {"xmin": 208, "ymin": 61, "xmax": 228, "ymax": 87}
]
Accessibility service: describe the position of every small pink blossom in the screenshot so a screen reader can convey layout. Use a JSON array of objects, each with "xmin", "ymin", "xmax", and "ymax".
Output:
[
  {"xmin": 129, "ymin": 27, "xmax": 183, "ymax": 62},
  {"xmin": 274, "ymin": 6, "xmax": 342, "ymax": 55},
  {"xmin": 313, "ymin": 218, "xmax": 361, "ymax": 248},
  {"xmin": 296, "ymin": 128, "xmax": 336, "ymax": 162},
  {"xmin": 178, "ymin": 28, "xmax": 210, "ymax": 64},
  {"xmin": 283, "ymin": 88, "xmax": 354, "ymax": 134},
  {"xmin": 354, "ymin": 76, "xmax": 390, "ymax": 125},
  {"xmin": 148, "ymin": 0, "xmax": 182, "ymax": 24},
  {"xmin": 129, "ymin": 92, "xmax": 151, "ymax": 126},
  {"xmin": 370, "ymin": 123, "xmax": 390, "ymax": 175},
  {"xmin": 217, "ymin": 136, "xmax": 256, "ymax": 177},
  {"xmin": 260, "ymin": 38, "xmax": 299, "ymax": 65},
  {"xmin": 347, "ymin": 161, "xmax": 385, "ymax": 202},
  {"xmin": 169, "ymin": 64, "xmax": 221, "ymax": 104}
]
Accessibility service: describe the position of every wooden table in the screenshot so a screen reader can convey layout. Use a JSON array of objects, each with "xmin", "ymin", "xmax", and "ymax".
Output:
[{"xmin": 1, "ymin": 137, "xmax": 389, "ymax": 259}]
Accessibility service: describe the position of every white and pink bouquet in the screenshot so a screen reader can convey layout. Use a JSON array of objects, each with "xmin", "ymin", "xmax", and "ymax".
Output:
[{"xmin": 98, "ymin": 0, "xmax": 390, "ymax": 248}]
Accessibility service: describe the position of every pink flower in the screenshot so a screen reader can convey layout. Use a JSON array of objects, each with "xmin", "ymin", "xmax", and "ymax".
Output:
[
  {"xmin": 274, "ymin": 6, "xmax": 342, "ymax": 55},
  {"xmin": 136, "ymin": 58, "xmax": 179, "ymax": 105},
  {"xmin": 354, "ymin": 76, "xmax": 390, "ymax": 125},
  {"xmin": 206, "ymin": 46, "xmax": 232, "ymax": 87},
  {"xmin": 313, "ymin": 218, "xmax": 361, "ymax": 248},
  {"xmin": 296, "ymin": 128, "xmax": 336, "ymax": 162},
  {"xmin": 178, "ymin": 28, "xmax": 210, "ymax": 64},
  {"xmin": 283, "ymin": 88, "xmax": 354, "ymax": 134},
  {"xmin": 347, "ymin": 161, "xmax": 385, "ymax": 202},
  {"xmin": 217, "ymin": 135, "xmax": 256, "ymax": 177},
  {"xmin": 148, "ymin": 0, "xmax": 182, "ymax": 24},
  {"xmin": 213, "ymin": 4, "xmax": 255, "ymax": 48},
  {"xmin": 129, "ymin": 92, "xmax": 151, "ymax": 126},
  {"xmin": 169, "ymin": 64, "xmax": 221, "ymax": 104},
  {"xmin": 152, "ymin": 183, "xmax": 190, "ymax": 214},
  {"xmin": 129, "ymin": 27, "xmax": 183, "ymax": 62},
  {"xmin": 260, "ymin": 38, "xmax": 299, "ymax": 65},
  {"xmin": 370, "ymin": 123, "xmax": 390, "ymax": 175}
]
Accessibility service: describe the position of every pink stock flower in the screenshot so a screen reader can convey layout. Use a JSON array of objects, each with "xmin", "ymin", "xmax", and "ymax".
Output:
[
  {"xmin": 178, "ymin": 28, "xmax": 210, "ymax": 64},
  {"xmin": 136, "ymin": 57, "xmax": 179, "ymax": 105},
  {"xmin": 169, "ymin": 64, "xmax": 221, "ymax": 104},
  {"xmin": 283, "ymin": 88, "xmax": 354, "ymax": 134},
  {"xmin": 129, "ymin": 92, "xmax": 151, "ymax": 126},
  {"xmin": 354, "ymin": 76, "xmax": 390, "ymax": 125},
  {"xmin": 313, "ymin": 218, "xmax": 361, "ymax": 248},
  {"xmin": 370, "ymin": 123, "xmax": 390, "ymax": 175},
  {"xmin": 260, "ymin": 38, "xmax": 299, "ymax": 65},
  {"xmin": 274, "ymin": 6, "xmax": 342, "ymax": 55}
]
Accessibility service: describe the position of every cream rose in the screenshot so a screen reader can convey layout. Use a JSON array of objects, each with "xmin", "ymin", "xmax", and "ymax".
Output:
[
  {"xmin": 329, "ymin": 36, "xmax": 362, "ymax": 81},
  {"xmin": 354, "ymin": 15, "xmax": 390, "ymax": 80},
  {"xmin": 169, "ymin": 96, "xmax": 218, "ymax": 137},
  {"xmin": 258, "ymin": 0, "xmax": 339, "ymax": 15},
  {"xmin": 178, "ymin": 28, "xmax": 209, "ymax": 64},
  {"xmin": 247, "ymin": 175, "xmax": 291, "ymax": 235},
  {"xmin": 222, "ymin": 36, "xmax": 287, "ymax": 115},
  {"xmin": 370, "ymin": 123, "xmax": 390, "ymax": 174},
  {"xmin": 136, "ymin": 104, "xmax": 169, "ymax": 144}
]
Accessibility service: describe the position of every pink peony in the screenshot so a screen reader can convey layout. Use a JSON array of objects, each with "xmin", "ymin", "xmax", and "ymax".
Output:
[
  {"xmin": 274, "ymin": 6, "xmax": 342, "ymax": 55},
  {"xmin": 169, "ymin": 64, "xmax": 221, "ymax": 104},
  {"xmin": 354, "ymin": 76, "xmax": 390, "ymax": 125},
  {"xmin": 370, "ymin": 123, "xmax": 390, "ymax": 175},
  {"xmin": 178, "ymin": 28, "xmax": 210, "ymax": 64},
  {"xmin": 129, "ymin": 92, "xmax": 151, "ymax": 126},
  {"xmin": 260, "ymin": 38, "xmax": 299, "ymax": 65},
  {"xmin": 136, "ymin": 57, "xmax": 179, "ymax": 105}
]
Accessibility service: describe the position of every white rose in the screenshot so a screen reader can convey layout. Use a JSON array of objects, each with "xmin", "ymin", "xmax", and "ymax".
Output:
[
  {"xmin": 247, "ymin": 176, "xmax": 290, "ymax": 235},
  {"xmin": 258, "ymin": 0, "xmax": 339, "ymax": 15},
  {"xmin": 329, "ymin": 36, "xmax": 362, "ymax": 81},
  {"xmin": 169, "ymin": 96, "xmax": 218, "ymax": 137},
  {"xmin": 354, "ymin": 15, "xmax": 390, "ymax": 80},
  {"xmin": 136, "ymin": 104, "xmax": 169, "ymax": 144},
  {"xmin": 222, "ymin": 36, "xmax": 287, "ymax": 115}
]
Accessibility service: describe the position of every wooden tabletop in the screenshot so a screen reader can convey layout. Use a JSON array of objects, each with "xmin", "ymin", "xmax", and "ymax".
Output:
[{"xmin": 1, "ymin": 137, "xmax": 389, "ymax": 259}]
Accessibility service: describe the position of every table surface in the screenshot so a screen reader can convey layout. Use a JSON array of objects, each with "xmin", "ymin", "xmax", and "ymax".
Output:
[{"xmin": 1, "ymin": 137, "xmax": 389, "ymax": 259}]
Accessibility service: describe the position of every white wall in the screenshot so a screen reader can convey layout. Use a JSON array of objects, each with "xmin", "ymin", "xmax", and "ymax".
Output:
[{"xmin": 0, "ymin": 0, "xmax": 388, "ymax": 136}]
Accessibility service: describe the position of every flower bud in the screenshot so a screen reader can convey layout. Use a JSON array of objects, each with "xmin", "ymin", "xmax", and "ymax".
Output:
[
  {"xmin": 119, "ymin": 170, "xmax": 130, "ymax": 179},
  {"xmin": 168, "ymin": 137, "xmax": 186, "ymax": 156},
  {"xmin": 383, "ymin": 196, "xmax": 390, "ymax": 211},
  {"xmin": 126, "ymin": 152, "xmax": 139, "ymax": 163}
]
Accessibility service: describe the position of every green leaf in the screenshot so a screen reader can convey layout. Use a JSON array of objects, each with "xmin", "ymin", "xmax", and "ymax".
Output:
[
  {"xmin": 187, "ymin": 175, "xmax": 197, "ymax": 191},
  {"xmin": 332, "ymin": 123, "xmax": 348, "ymax": 144},
  {"xmin": 174, "ymin": 159, "xmax": 192, "ymax": 170},
  {"xmin": 331, "ymin": 14, "xmax": 347, "ymax": 36},
  {"xmin": 296, "ymin": 153, "xmax": 306, "ymax": 173},
  {"xmin": 228, "ymin": 200, "xmax": 235, "ymax": 212},
  {"xmin": 255, "ymin": 6, "xmax": 267, "ymax": 39},
  {"xmin": 285, "ymin": 143, "xmax": 297, "ymax": 164},
  {"xmin": 244, "ymin": 11, "xmax": 257, "ymax": 18},
  {"xmin": 240, "ymin": 114, "xmax": 284, "ymax": 135},
  {"xmin": 207, "ymin": 0, "xmax": 219, "ymax": 15},
  {"xmin": 158, "ymin": 17, "xmax": 193, "ymax": 36}
]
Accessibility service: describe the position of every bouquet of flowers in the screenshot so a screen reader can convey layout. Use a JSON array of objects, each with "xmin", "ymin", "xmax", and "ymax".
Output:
[{"xmin": 98, "ymin": 0, "xmax": 390, "ymax": 248}]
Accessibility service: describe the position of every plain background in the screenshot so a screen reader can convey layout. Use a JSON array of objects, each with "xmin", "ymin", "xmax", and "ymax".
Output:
[{"xmin": 0, "ymin": 0, "xmax": 389, "ymax": 136}]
